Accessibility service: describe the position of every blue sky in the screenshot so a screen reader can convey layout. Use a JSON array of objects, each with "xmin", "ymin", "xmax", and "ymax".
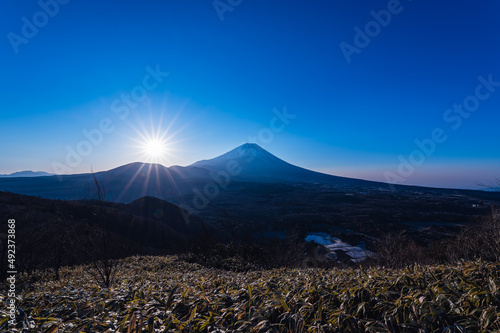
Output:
[{"xmin": 1, "ymin": 0, "xmax": 499, "ymax": 189}]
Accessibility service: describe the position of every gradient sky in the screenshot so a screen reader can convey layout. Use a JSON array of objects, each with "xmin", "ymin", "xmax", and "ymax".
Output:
[{"xmin": 1, "ymin": 0, "xmax": 499, "ymax": 189}]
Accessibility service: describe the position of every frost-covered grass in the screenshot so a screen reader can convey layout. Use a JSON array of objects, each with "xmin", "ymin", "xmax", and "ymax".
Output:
[{"xmin": 1, "ymin": 256, "xmax": 499, "ymax": 332}]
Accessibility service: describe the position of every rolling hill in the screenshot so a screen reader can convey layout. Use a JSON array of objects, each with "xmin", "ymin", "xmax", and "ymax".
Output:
[
  {"xmin": 0, "ymin": 143, "xmax": 379, "ymax": 203},
  {"xmin": 1, "ymin": 143, "xmax": 499, "ymax": 245}
]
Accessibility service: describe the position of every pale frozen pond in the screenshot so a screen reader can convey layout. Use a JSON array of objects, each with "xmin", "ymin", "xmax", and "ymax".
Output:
[{"xmin": 305, "ymin": 232, "xmax": 375, "ymax": 262}]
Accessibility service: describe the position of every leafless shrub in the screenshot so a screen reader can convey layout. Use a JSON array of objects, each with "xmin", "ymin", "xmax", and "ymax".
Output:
[
  {"xmin": 86, "ymin": 170, "xmax": 119, "ymax": 287},
  {"xmin": 375, "ymin": 233, "xmax": 430, "ymax": 268},
  {"xmin": 443, "ymin": 208, "xmax": 500, "ymax": 262}
]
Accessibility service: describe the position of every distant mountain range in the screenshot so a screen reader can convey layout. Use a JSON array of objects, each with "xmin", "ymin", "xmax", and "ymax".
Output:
[
  {"xmin": 0, "ymin": 170, "xmax": 54, "ymax": 178},
  {"xmin": 2, "ymin": 143, "xmax": 500, "ymax": 250},
  {"xmin": 0, "ymin": 143, "xmax": 378, "ymax": 203}
]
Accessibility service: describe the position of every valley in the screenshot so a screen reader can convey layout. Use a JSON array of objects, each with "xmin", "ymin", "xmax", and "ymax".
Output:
[{"xmin": 1, "ymin": 143, "xmax": 499, "ymax": 260}]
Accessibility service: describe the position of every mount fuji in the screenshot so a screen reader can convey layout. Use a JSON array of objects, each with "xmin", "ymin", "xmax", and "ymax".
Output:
[
  {"xmin": 177, "ymin": 143, "xmax": 373, "ymax": 185},
  {"xmin": 191, "ymin": 143, "xmax": 316, "ymax": 180},
  {"xmin": 193, "ymin": 143, "xmax": 288, "ymax": 168}
]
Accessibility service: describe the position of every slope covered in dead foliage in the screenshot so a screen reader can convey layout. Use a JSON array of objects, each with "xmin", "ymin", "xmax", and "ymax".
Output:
[{"xmin": 1, "ymin": 256, "xmax": 499, "ymax": 332}]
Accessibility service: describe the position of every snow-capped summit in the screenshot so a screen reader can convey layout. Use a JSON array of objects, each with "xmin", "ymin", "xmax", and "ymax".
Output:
[
  {"xmin": 188, "ymin": 143, "xmax": 333, "ymax": 182},
  {"xmin": 192, "ymin": 143, "xmax": 286, "ymax": 168}
]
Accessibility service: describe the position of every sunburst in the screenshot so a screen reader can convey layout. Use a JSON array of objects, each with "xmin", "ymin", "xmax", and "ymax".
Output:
[{"xmin": 142, "ymin": 137, "xmax": 167, "ymax": 160}]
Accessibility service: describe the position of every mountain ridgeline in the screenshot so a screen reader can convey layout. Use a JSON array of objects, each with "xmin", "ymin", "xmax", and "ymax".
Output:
[
  {"xmin": 0, "ymin": 170, "xmax": 54, "ymax": 177},
  {"xmin": 1, "ymin": 143, "xmax": 500, "ymax": 248},
  {"xmin": 0, "ymin": 143, "xmax": 376, "ymax": 203}
]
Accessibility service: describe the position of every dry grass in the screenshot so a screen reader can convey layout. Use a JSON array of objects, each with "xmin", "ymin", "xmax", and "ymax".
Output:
[{"xmin": 1, "ymin": 256, "xmax": 499, "ymax": 332}]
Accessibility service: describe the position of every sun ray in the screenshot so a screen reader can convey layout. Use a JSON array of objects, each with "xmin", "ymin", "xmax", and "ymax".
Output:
[{"xmin": 119, "ymin": 100, "xmax": 208, "ymax": 170}]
